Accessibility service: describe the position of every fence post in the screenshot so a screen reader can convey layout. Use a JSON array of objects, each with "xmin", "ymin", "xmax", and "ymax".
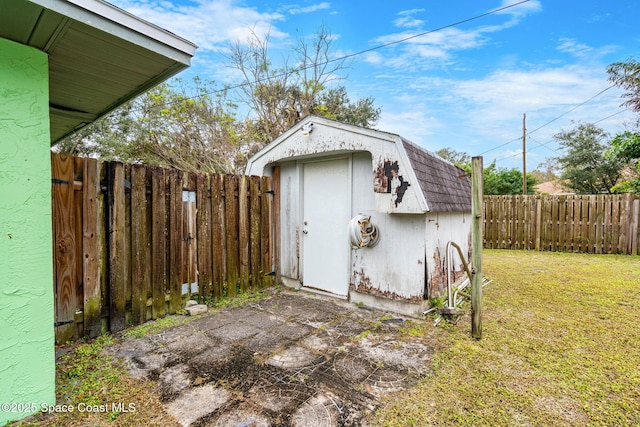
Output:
[{"xmin": 471, "ymin": 156, "xmax": 483, "ymax": 340}]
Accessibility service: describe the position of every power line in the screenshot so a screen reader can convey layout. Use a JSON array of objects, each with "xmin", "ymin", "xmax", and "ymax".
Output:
[
  {"xmin": 527, "ymin": 85, "xmax": 614, "ymax": 135},
  {"xmin": 492, "ymin": 108, "xmax": 630, "ymax": 164},
  {"xmin": 524, "ymin": 109, "xmax": 628, "ymax": 156},
  {"xmin": 593, "ymin": 108, "xmax": 629, "ymax": 125},
  {"xmin": 477, "ymin": 85, "xmax": 617, "ymax": 157},
  {"xmin": 477, "ymin": 136, "xmax": 523, "ymax": 156},
  {"xmin": 320, "ymin": 0, "xmax": 533, "ymax": 64},
  {"xmin": 134, "ymin": 0, "xmax": 533, "ymax": 108}
]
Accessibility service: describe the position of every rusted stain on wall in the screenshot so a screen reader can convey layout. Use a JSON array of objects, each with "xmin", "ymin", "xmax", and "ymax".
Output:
[
  {"xmin": 351, "ymin": 268, "xmax": 423, "ymax": 302},
  {"xmin": 373, "ymin": 160, "xmax": 410, "ymax": 207},
  {"xmin": 428, "ymin": 246, "xmax": 468, "ymax": 299},
  {"xmin": 428, "ymin": 247, "xmax": 445, "ymax": 299}
]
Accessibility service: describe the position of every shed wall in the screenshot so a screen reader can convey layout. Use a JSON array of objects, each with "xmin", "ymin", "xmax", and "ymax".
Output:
[
  {"xmin": 277, "ymin": 161, "xmax": 300, "ymax": 280},
  {"xmin": 424, "ymin": 212, "xmax": 472, "ymax": 299},
  {"xmin": 351, "ymin": 214, "xmax": 427, "ymax": 301},
  {"xmin": 0, "ymin": 38, "xmax": 55, "ymax": 424},
  {"xmin": 274, "ymin": 152, "xmax": 429, "ymax": 301}
]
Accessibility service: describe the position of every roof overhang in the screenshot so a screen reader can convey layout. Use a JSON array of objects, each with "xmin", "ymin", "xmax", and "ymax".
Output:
[{"xmin": 0, "ymin": 0, "xmax": 197, "ymax": 144}]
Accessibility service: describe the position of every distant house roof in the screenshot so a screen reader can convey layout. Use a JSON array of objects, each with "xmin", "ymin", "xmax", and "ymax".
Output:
[
  {"xmin": 0, "ymin": 0, "xmax": 197, "ymax": 143},
  {"xmin": 401, "ymin": 138, "xmax": 472, "ymax": 212},
  {"xmin": 535, "ymin": 181, "xmax": 574, "ymax": 195}
]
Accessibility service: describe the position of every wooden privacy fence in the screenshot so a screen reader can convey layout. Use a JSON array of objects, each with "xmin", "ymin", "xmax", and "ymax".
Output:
[
  {"xmin": 51, "ymin": 153, "xmax": 274, "ymax": 344},
  {"xmin": 483, "ymin": 194, "xmax": 640, "ymax": 255}
]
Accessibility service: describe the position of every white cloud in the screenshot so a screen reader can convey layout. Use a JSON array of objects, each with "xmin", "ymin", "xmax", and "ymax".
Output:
[
  {"xmin": 496, "ymin": 0, "xmax": 542, "ymax": 18},
  {"xmin": 370, "ymin": 1, "xmax": 543, "ymax": 72},
  {"xmin": 556, "ymin": 38, "xmax": 593, "ymax": 57},
  {"xmin": 378, "ymin": 107, "xmax": 444, "ymax": 146},
  {"xmin": 362, "ymin": 51, "xmax": 384, "ymax": 64},
  {"xmin": 393, "ymin": 9, "xmax": 426, "ymax": 29},
  {"xmin": 110, "ymin": 0, "xmax": 287, "ymax": 51},
  {"xmin": 286, "ymin": 2, "xmax": 331, "ymax": 15}
]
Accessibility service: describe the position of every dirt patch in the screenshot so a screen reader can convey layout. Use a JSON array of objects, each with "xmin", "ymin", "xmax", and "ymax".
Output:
[{"xmin": 105, "ymin": 289, "xmax": 437, "ymax": 426}]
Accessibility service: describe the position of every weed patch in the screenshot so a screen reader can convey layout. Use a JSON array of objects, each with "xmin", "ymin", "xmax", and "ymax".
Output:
[{"xmin": 11, "ymin": 334, "xmax": 178, "ymax": 427}]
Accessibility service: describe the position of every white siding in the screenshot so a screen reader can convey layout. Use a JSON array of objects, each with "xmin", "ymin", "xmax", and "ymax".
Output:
[
  {"xmin": 277, "ymin": 161, "xmax": 300, "ymax": 280},
  {"xmin": 351, "ymin": 214, "xmax": 426, "ymax": 300}
]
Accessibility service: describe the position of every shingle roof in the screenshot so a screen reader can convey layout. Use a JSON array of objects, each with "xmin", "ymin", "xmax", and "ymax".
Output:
[{"xmin": 401, "ymin": 138, "xmax": 472, "ymax": 212}]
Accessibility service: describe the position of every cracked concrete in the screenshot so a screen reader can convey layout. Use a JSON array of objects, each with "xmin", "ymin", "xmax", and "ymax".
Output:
[{"xmin": 104, "ymin": 289, "xmax": 437, "ymax": 426}]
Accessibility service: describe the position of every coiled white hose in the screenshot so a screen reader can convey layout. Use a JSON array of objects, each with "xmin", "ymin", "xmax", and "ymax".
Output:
[{"xmin": 348, "ymin": 215, "xmax": 380, "ymax": 249}]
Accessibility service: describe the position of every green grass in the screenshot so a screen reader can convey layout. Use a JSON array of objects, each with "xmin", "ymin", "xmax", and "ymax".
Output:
[
  {"xmin": 372, "ymin": 250, "xmax": 640, "ymax": 427},
  {"xmin": 123, "ymin": 315, "xmax": 190, "ymax": 339},
  {"xmin": 12, "ymin": 334, "xmax": 179, "ymax": 427}
]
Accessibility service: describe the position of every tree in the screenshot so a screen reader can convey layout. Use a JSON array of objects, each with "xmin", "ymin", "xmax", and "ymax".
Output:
[
  {"xmin": 312, "ymin": 86, "xmax": 380, "ymax": 128},
  {"xmin": 54, "ymin": 78, "xmax": 249, "ymax": 173},
  {"xmin": 606, "ymin": 59, "xmax": 640, "ymax": 193},
  {"xmin": 435, "ymin": 147, "xmax": 471, "ymax": 167},
  {"xmin": 607, "ymin": 58, "xmax": 640, "ymax": 113},
  {"xmin": 552, "ymin": 122, "xmax": 625, "ymax": 194},
  {"xmin": 530, "ymin": 157, "xmax": 560, "ymax": 184},
  {"xmin": 607, "ymin": 131, "xmax": 640, "ymax": 193},
  {"xmin": 456, "ymin": 156, "xmax": 536, "ymax": 195},
  {"xmin": 481, "ymin": 162, "xmax": 536, "ymax": 195},
  {"xmin": 226, "ymin": 25, "xmax": 380, "ymax": 143}
]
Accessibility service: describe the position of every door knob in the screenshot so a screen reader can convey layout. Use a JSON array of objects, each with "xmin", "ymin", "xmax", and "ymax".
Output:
[{"xmin": 303, "ymin": 229, "xmax": 308, "ymax": 234}]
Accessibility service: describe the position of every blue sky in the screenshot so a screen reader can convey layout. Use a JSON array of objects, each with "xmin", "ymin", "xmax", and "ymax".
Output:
[{"xmin": 112, "ymin": 0, "xmax": 640, "ymax": 171}]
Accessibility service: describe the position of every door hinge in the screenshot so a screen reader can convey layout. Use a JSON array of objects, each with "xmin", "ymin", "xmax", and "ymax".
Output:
[{"xmin": 54, "ymin": 320, "xmax": 74, "ymax": 327}]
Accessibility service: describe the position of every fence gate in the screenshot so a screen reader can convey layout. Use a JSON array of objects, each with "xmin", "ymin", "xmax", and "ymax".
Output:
[
  {"xmin": 182, "ymin": 190, "xmax": 197, "ymax": 297},
  {"xmin": 51, "ymin": 153, "xmax": 274, "ymax": 344}
]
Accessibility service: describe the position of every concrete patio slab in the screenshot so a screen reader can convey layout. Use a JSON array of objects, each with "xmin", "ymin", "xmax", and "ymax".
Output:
[{"xmin": 105, "ymin": 289, "xmax": 437, "ymax": 426}]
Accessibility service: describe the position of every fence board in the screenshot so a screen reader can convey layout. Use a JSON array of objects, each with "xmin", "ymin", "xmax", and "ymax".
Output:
[
  {"xmin": 211, "ymin": 174, "xmax": 224, "ymax": 298},
  {"xmin": 52, "ymin": 153, "xmax": 77, "ymax": 343},
  {"xmin": 182, "ymin": 176, "xmax": 197, "ymax": 297},
  {"xmin": 484, "ymin": 194, "xmax": 640, "ymax": 255},
  {"xmin": 629, "ymin": 199, "xmax": 640, "ymax": 255},
  {"xmin": 261, "ymin": 176, "xmax": 274, "ymax": 287},
  {"xmin": 130, "ymin": 165, "xmax": 148, "ymax": 324},
  {"xmin": 151, "ymin": 168, "xmax": 167, "ymax": 319},
  {"xmin": 73, "ymin": 157, "xmax": 84, "ymax": 336},
  {"xmin": 108, "ymin": 162, "xmax": 126, "ymax": 332},
  {"xmin": 196, "ymin": 173, "xmax": 212, "ymax": 297},
  {"xmin": 249, "ymin": 176, "xmax": 262, "ymax": 291},
  {"xmin": 239, "ymin": 176, "xmax": 250, "ymax": 292},
  {"xmin": 225, "ymin": 175, "xmax": 240, "ymax": 297},
  {"xmin": 169, "ymin": 169, "xmax": 183, "ymax": 313},
  {"xmin": 82, "ymin": 158, "xmax": 102, "ymax": 337}
]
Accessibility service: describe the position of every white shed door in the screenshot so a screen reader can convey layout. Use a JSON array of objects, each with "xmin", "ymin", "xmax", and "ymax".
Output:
[{"xmin": 302, "ymin": 158, "xmax": 350, "ymax": 296}]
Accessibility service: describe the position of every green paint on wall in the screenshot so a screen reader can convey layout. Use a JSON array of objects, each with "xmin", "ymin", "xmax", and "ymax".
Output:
[{"xmin": 0, "ymin": 37, "xmax": 55, "ymax": 425}]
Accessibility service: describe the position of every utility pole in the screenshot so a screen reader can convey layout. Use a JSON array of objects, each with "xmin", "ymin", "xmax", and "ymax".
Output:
[{"xmin": 522, "ymin": 113, "xmax": 527, "ymax": 195}]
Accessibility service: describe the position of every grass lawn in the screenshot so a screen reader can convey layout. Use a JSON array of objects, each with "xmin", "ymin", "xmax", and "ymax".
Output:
[{"xmin": 372, "ymin": 249, "xmax": 640, "ymax": 426}]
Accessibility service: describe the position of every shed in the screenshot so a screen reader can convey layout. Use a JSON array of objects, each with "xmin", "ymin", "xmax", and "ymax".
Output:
[
  {"xmin": 246, "ymin": 116, "xmax": 472, "ymax": 316},
  {"xmin": 0, "ymin": 1, "xmax": 195, "ymax": 424}
]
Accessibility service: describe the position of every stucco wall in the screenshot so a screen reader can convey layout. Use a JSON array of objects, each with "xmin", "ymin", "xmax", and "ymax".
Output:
[{"xmin": 0, "ymin": 38, "xmax": 55, "ymax": 425}]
